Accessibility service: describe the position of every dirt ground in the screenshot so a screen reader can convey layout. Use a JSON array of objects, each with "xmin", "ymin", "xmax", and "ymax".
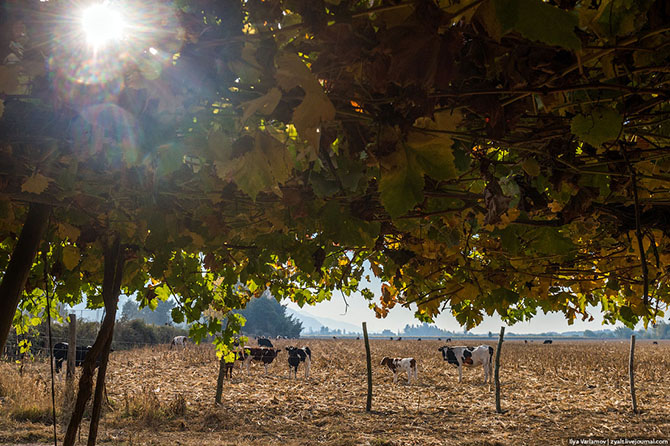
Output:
[{"xmin": 1, "ymin": 339, "xmax": 669, "ymax": 445}]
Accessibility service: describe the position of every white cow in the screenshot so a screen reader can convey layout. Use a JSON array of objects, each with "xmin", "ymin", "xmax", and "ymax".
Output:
[
  {"xmin": 171, "ymin": 336, "xmax": 188, "ymax": 348},
  {"xmin": 380, "ymin": 357, "xmax": 418, "ymax": 384},
  {"xmin": 438, "ymin": 345, "xmax": 493, "ymax": 383}
]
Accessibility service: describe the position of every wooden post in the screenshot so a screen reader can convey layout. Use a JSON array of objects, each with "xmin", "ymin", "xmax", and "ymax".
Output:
[
  {"xmin": 67, "ymin": 314, "xmax": 77, "ymax": 392},
  {"xmin": 495, "ymin": 326, "xmax": 505, "ymax": 414},
  {"xmin": 362, "ymin": 322, "xmax": 372, "ymax": 412},
  {"xmin": 629, "ymin": 334, "xmax": 638, "ymax": 414},
  {"xmin": 215, "ymin": 354, "xmax": 226, "ymax": 405}
]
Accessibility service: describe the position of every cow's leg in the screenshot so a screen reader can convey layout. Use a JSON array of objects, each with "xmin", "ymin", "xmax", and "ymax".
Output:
[
  {"xmin": 264, "ymin": 363, "xmax": 268, "ymax": 375},
  {"xmin": 393, "ymin": 371, "xmax": 397, "ymax": 384},
  {"xmin": 458, "ymin": 366, "xmax": 463, "ymax": 383},
  {"xmin": 245, "ymin": 358, "xmax": 252, "ymax": 375},
  {"xmin": 482, "ymin": 362, "xmax": 488, "ymax": 384},
  {"xmin": 304, "ymin": 358, "xmax": 310, "ymax": 379},
  {"xmin": 407, "ymin": 369, "xmax": 411, "ymax": 384}
]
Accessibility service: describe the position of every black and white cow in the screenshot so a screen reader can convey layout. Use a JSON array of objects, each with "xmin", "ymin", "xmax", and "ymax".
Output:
[
  {"xmin": 257, "ymin": 337, "xmax": 274, "ymax": 348},
  {"xmin": 171, "ymin": 336, "xmax": 189, "ymax": 348},
  {"xmin": 237, "ymin": 347, "xmax": 281, "ymax": 374},
  {"xmin": 380, "ymin": 357, "xmax": 418, "ymax": 384},
  {"xmin": 543, "ymin": 339, "xmax": 553, "ymax": 344},
  {"xmin": 53, "ymin": 342, "xmax": 106, "ymax": 373},
  {"xmin": 286, "ymin": 346, "xmax": 311, "ymax": 379},
  {"xmin": 438, "ymin": 345, "xmax": 493, "ymax": 383}
]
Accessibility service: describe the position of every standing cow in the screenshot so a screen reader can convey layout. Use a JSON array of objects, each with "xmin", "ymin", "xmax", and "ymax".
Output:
[
  {"xmin": 53, "ymin": 342, "xmax": 106, "ymax": 373},
  {"xmin": 438, "ymin": 345, "xmax": 493, "ymax": 383},
  {"xmin": 286, "ymin": 346, "xmax": 311, "ymax": 379}
]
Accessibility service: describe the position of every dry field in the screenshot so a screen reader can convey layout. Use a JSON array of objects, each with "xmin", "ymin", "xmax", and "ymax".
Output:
[{"xmin": 1, "ymin": 339, "xmax": 669, "ymax": 446}]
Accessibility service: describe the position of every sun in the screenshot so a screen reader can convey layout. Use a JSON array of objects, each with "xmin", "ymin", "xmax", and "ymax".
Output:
[{"xmin": 81, "ymin": 3, "xmax": 125, "ymax": 49}]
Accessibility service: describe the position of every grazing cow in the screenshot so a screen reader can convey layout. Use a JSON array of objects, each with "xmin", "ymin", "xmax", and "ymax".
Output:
[
  {"xmin": 257, "ymin": 337, "xmax": 274, "ymax": 348},
  {"xmin": 653, "ymin": 341, "xmax": 659, "ymax": 345},
  {"xmin": 286, "ymin": 346, "xmax": 311, "ymax": 379},
  {"xmin": 380, "ymin": 357, "xmax": 418, "ymax": 384},
  {"xmin": 543, "ymin": 339, "xmax": 553, "ymax": 344},
  {"xmin": 223, "ymin": 360, "xmax": 235, "ymax": 379},
  {"xmin": 171, "ymin": 336, "xmax": 188, "ymax": 348},
  {"xmin": 53, "ymin": 342, "xmax": 107, "ymax": 373},
  {"xmin": 445, "ymin": 338, "xmax": 451, "ymax": 342},
  {"xmin": 524, "ymin": 340, "xmax": 528, "ymax": 344},
  {"xmin": 237, "ymin": 347, "xmax": 280, "ymax": 374},
  {"xmin": 438, "ymin": 345, "xmax": 493, "ymax": 383},
  {"xmin": 417, "ymin": 338, "xmax": 422, "ymax": 341}
]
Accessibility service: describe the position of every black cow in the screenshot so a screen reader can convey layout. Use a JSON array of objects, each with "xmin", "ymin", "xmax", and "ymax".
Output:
[
  {"xmin": 543, "ymin": 339, "xmax": 553, "ymax": 344},
  {"xmin": 53, "ymin": 342, "xmax": 108, "ymax": 373},
  {"xmin": 237, "ymin": 347, "xmax": 280, "ymax": 374},
  {"xmin": 286, "ymin": 346, "xmax": 311, "ymax": 379},
  {"xmin": 257, "ymin": 337, "xmax": 274, "ymax": 348}
]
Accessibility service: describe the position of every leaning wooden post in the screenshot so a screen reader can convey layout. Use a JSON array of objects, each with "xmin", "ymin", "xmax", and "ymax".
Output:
[
  {"xmin": 215, "ymin": 354, "xmax": 227, "ymax": 405},
  {"xmin": 362, "ymin": 322, "xmax": 372, "ymax": 412},
  {"xmin": 495, "ymin": 326, "xmax": 505, "ymax": 414},
  {"xmin": 66, "ymin": 313, "xmax": 77, "ymax": 397},
  {"xmin": 629, "ymin": 334, "xmax": 638, "ymax": 414}
]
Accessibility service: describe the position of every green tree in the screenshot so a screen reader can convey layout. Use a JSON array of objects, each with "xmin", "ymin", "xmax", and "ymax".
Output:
[{"xmin": 237, "ymin": 293, "xmax": 303, "ymax": 338}]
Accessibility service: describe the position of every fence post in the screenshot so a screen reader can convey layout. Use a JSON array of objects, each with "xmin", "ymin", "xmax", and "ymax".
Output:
[
  {"xmin": 66, "ymin": 314, "xmax": 76, "ymax": 397},
  {"xmin": 362, "ymin": 322, "xmax": 372, "ymax": 412},
  {"xmin": 495, "ymin": 326, "xmax": 505, "ymax": 414},
  {"xmin": 629, "ymin": 334, "xmax": 637, "ymax": 414},
  {"xmin": 215, "ymin": 354, "xmax": 226, "ymax": 405}
]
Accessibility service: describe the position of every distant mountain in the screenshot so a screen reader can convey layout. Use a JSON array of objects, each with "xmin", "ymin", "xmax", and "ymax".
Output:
[{"xmin": 285, "ymin": 307, "xmax": 361, "ymax": 334}]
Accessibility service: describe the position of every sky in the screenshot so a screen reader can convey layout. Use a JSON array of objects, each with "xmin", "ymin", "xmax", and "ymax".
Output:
[
  {"xmin": 284, "ymin": 292, "xmax": 615, "ymax": 335},
  {"xmin": 283, "ymin": 275, "xmax": 622, "ymax": 335}
]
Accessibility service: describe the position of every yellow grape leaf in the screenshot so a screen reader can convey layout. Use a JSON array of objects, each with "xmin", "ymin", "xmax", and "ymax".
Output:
[
  {"xmin": 57, "ymin": 223, "xmax": 81, "ymax": 241},
  {"xmin": 240, "ymin": 87, "xmax": 282, "ymax": 123},
  {"xmin": 62, "ymin": 246, "xmax": 80, "ymax": 270},
  {"xmin": 21, "ymin": 173, "xmax": 53, "ymax": 194},
  {"xmin": 276, "ymin": 53, "xmax": 336, "ymax": 150},
  {"xmin": 292, "ymin": 90, "xmax": 336, "ymax": 150}
]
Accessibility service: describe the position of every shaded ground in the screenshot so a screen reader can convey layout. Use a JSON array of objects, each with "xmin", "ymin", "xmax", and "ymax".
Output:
[{"xmin": 1, "ymin": 339, "xmax": 669, "ymax": 445}]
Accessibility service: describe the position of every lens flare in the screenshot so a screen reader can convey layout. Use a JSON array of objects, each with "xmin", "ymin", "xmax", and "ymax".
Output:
[{"xmin": 81, "ymin": 3, "xmax": 125, "ymax": 49}]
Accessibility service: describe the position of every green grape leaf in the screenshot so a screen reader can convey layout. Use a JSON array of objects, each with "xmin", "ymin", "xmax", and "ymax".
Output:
[
  {"xmin": 379, "ymin": 148, "xmax": 424, "ymax": 218},
  {"xmin": 488, "ymin": 0, "xmax": 581, "ymax": 50},
  {"xmin": 570, "ymin": 108, "xmax": 623, "ymax": 148}
]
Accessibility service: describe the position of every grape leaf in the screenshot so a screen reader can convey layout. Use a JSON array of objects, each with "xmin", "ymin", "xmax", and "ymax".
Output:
[
  {"xmin": 62, "ymin": 246, "xmax": 80, "ymax": 270},
  {"xmin": 215, "ymin": 131, "xmax": 291, "ymax": 200},
  {"xmin": 21, "ymin": 173, "xmax": 53, "ymax": 194},
  {"xmin": 491, "ymin": 0, "xmax": 581, "ymax": 50},
  {"xmin": 240, "ymin": 87, "xmax": 282, "ymax": 123},
  {"xmin": 570, "ymin": 108, "xmax": 623, "ymax": 148},
  {"xmin": 379, "ymin": 148, "xmax": 424, "ymax": 218}
]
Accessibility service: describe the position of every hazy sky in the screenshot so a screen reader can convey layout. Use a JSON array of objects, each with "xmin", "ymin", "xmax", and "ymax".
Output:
[{"xmin": 284, "ymin": 274, "xmax": 621, "ymax": 334}]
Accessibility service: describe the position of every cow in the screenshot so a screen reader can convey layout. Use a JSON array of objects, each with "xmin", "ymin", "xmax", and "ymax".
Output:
[
  {"xmin": 171, "ymin": 336, "xmax": 188, "ymax": 348},
  {"xmin": 543, "ymin": 339, "xmax": 553, "ymax": 344},
  {"xmin": 653, "ymin": 341, "xmax": 659, "ymax": 345},
  {"xmin": 380, "ymin": 357, "xmax": 418, "ymax": 384},
  {"xmin": 286, "ymin": 346, "xmax": 311, "ymax": 379},
  {"xmin": 438, "ymin": 345, "xmax": 493, "ymax": 384},
  {"xmin": 445, "ymin": 338, "xmax": 452, "ymax": 342},
  {"xmin": 53, "ymin": 342, "xmax": 108, "ymax": 373},
  {"xmin": 237, "ymin": 347, "xmax": 280, "ymax": 374},
  {"xmin": 257, "ymin": 337, "xmax": 274, "ymax": 348}
]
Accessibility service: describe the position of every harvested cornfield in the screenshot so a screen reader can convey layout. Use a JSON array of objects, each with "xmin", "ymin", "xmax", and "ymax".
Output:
[{"xmin": 1, "ymin": 339, "xmax": 669, "ymax": 445}]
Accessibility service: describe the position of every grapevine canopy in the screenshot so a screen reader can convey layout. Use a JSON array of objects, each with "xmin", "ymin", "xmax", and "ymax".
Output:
[{"xmin": 1, "ymin": 0, "xmax": 670, "ymax": 337}]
